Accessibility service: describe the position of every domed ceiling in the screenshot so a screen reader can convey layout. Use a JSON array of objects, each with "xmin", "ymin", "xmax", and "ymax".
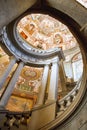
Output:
[
  {"xmin": 17, "ymin": 13, "xmax": 78, "ymax": 51},
  {"xmin": 0, "ymin": 13, "xmax": 81, "ymax": 111}
]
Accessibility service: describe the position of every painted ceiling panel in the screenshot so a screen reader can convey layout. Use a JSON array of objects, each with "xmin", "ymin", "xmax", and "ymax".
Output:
[{"xmin": 17, "ymin": 14, "xmax": 78, "ymax": 51}]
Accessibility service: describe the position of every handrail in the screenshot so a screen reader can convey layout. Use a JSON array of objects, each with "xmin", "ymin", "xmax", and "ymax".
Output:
[
  {"xmin": 0, "ymin": 109, "xmax": 32, "ymax": 115},
  {"xmin": 32, "ymin": 100, "xmax": 56, "ymax": 111}
]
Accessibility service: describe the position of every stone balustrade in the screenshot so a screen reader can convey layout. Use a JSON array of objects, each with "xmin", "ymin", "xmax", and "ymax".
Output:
[
  {"xmin": 57, "ymin": 78, "xmax": 82, "ymax": 116},
  {"xmin": 0, "ymin": 110, "xmax": 32, "ymax": 129}
]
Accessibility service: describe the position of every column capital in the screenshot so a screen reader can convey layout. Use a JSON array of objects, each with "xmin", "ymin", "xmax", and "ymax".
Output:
[
  {"xmin": 9, "ymin": 56, "xmax": 16, "ymax": 60},
  {"xmin": 52, "ymin": 57, "xmax": 59, "ymax": 64}
]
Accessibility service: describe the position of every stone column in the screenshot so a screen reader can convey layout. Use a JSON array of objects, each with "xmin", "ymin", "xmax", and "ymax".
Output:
[
  {"xmin": 59, "ymin": 59, "xmax": 67, "ymax": 92},
  {"xmin": 0, "ymin": 61, "xmax": 24, "ymax": 107},
  {"xmin": 47, "ymin": 57, "xmax": 59, "ymax": 101},
  {"xmin": 36, "ymin": 64, "xmax": 49, "ymax": 105},
  {"xmin": 64, "ymin": 60, "xmax": 74, "ymax": 79},
  {"xmin": 0, "ymin": 57, "xmax": 17, "ymax": 89}
]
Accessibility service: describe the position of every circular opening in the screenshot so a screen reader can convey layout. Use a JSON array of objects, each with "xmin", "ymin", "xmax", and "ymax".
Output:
[{"xmin": 16, "ymin": 13, "xmax": 78, "ymax": 51}]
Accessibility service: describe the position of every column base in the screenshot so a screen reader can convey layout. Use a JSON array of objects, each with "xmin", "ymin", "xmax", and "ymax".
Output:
[{"xmin": 45, "ymin": 99, "xmax": 56, "ymax": 104}]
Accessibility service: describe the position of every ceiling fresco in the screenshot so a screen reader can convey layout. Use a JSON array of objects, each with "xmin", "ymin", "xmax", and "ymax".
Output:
[
  {"xmin": 17, "ymin": 14, "xmax": 78, "ymax": 51},
  {"xmin": 14, "ymin": 66, "xmax": 43, "ymax": 94},
  {"xmin": 72, "ymin": 53, "xmax": 82, "ymax": 62},
  {"xmin": 21, "ymin": 66, "xmax": 42, "ymax": 81}
]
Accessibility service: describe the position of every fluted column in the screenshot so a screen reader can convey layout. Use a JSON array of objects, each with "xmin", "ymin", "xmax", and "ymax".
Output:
[
  {"xmin": 47, "ymin": 57, "xmax": 59, "ymax": 101},
  {"xmin": 36, "ymin": 64, "xmax": 49, "ymax": 105},
  {"xmin": 0, "ymin": 61, "xmax": 24, "ymax": 107},
  {"xmin": 0, "ymin": 57, "xmax": 17, "ymax": 89}
]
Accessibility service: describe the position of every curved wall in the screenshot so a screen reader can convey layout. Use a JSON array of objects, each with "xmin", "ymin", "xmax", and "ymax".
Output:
[
  {"xmin": 0, "ymin": 0, "xmax": 87, "ymax": 130},
  {"xmin": 0, "ymin": 0, "xmax": 37, "ymax": 28}
]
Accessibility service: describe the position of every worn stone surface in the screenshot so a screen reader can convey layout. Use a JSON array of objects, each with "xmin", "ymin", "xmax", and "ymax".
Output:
[
  {"xmin": 0, "ymin": 0, "xmax": 37, "ymax": 28},
  {"xmin": 46, "ymin": 0, "xmax": 87, "ymax": 27},
  {"xmin": 54, "ymin": 91, "xmax": 87, "ymax": 130},
  {"xmin": 29, "ymin": 103, "xmax": 56, "ymax": 130}
]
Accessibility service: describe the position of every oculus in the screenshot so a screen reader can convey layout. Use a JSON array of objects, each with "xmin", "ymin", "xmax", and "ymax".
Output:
[{"xmin": 17, "ymin": 13, "xmax": 78, "ymax": 51}]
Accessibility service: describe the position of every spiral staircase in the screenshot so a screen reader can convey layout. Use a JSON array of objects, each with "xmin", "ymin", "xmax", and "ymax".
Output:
[{"xmin": 0, "ymin": 0, "xmax": 87, "ymax": 130}]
